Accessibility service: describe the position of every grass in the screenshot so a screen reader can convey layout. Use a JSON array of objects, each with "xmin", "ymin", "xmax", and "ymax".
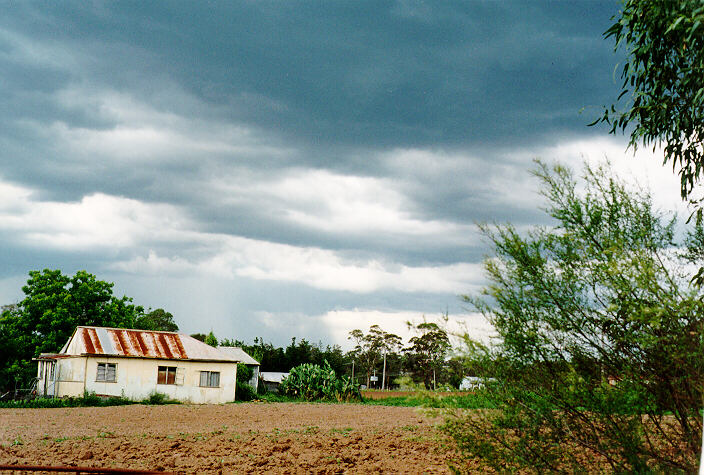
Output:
[
  {"xmin": 1, "ymin": 389, "xmax": 493, "ymax": 409},
  {"xmin": 362, "ymin": 395, "xmax": 427, "ymax": 407},
  {"xmin": 362, "ymin": 392, "xmax": 496, "ymax": 409},
  {"xmin": 242, "ymin": 390, "xmax": 496, "ymax": 409}
]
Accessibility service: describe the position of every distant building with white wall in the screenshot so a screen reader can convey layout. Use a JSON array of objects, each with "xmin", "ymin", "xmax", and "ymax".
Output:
[{"xmin": 36, "ymin": 326, "xmax": 241, "ymax": 404}]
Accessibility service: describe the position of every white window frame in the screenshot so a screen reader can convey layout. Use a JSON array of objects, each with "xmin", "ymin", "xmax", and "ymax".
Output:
[
  {"xmin": 96, "ymin": 362, "xmax": 117, "ymax": 382},
  {"xmin": 157, "ymin": 366, "xmax": 177, "ymax": 385},
  {"xmin": 199, "ymin": 371, "xmax": 220, "ymax": 388}
]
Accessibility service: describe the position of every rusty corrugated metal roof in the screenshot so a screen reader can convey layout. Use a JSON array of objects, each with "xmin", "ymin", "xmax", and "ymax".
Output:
[
  {"xmin": 69, "ymin": 326, "xmax": 240, "ymax": 362},
  {"xmin": 78, "ymin": 327, "xmax": 188, "ymax": 359}
]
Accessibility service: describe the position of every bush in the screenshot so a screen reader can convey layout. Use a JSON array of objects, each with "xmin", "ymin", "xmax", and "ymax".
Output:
[
  {"xmin": 0, "ymin": 392, "xmax": 135, "ymax": 409},
  {"xmin": 236, "ymin": 363, "xmax": 253, "ymax": 384},
  {"xmin": 443, "ymin": 162, "xmax": 704, "ymax": 473},
  {"xmin": 393, "ymin": 375, "xmax": 424, "ymax": 391},
  {"xmin": 256, "ymin": 377, "xmax": 268, "ymax": 395},
  {"xmin": 236, "ymin": 382, "xmax": 257, "ymax": 401},
  {"xmin": 142, "ymin": 392, "xmax": 180, "ymax": 405},
  {"xmin": 280, "ymin": 361, "xmax": 361, "ymax": 402},
  {"xmin": 79, "ymin": 391, "xmax": 102, "ymax": 406}
]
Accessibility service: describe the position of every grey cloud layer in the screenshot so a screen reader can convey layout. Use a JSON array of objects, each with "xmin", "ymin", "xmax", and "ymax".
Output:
[
  {"xmin": 2, "ymin": 2, "xmax": 620, "ymax": 148},
  {"xmin": 0, "ymin": 1, "xmax": 625, "ymax": 345}
]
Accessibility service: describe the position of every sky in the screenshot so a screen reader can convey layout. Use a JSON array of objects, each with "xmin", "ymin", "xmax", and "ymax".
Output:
[{"xmin": 0, "ymin": 1, "xmax": 686, "ymax": 350}]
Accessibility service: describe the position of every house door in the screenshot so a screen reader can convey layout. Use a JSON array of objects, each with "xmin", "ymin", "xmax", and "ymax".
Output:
[
  {"xmin": 46, "ymin": 361, "xmax": 56, "ymax": 396},
  {"xmin": 42, "ymin": 362, "xmax": 48, "ymax": 396}
]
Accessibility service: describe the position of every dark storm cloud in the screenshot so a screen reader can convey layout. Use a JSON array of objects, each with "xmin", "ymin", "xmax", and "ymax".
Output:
[
  {"xmin": 1, "ymin": 1, "xmax": 620, "ymax": 152},
  {"xmin": 0, "ymin": 1, "xmax": 623, "ymax": 243},
  {"xmin": 0, "ymin": 1, "xmax": 634, "ymax": 346}
]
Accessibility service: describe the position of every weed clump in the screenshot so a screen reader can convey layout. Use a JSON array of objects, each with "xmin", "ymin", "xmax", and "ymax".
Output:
[
  {"xmin": 236, "ymin": 383, "xmax": 257, "ymax": 401},
  {"xmin": 142, "ymin": 392, "xmax": 180, "ymax": 405}
]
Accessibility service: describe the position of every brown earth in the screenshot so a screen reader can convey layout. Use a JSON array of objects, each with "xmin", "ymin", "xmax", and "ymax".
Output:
[{"xmin": 0, "ymin": 403, "xmax": 463, "ymax": 473}]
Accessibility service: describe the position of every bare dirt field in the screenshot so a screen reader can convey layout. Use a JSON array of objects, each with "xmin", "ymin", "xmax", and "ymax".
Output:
[{"xmin": 0, "ymin": 403, "xmax": 460, "ymax": 473}]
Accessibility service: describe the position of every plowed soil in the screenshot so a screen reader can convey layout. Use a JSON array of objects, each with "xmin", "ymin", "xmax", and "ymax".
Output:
[{"xmin": 0, "ymin": 403, "xmax": 458, "ymax": 473}]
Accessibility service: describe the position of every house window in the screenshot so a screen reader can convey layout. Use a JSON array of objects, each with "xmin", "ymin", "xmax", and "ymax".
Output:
[
  {"xmin": 199, "ymin": 371, "xmax": 220, "ymax": 388},
  {"xmin": 96, "ymin": 363, "xmax": 117, "ymax": 382},
  {"xmin": 157, "ymin": 366, "xmax": 177, "ymax": 385}
]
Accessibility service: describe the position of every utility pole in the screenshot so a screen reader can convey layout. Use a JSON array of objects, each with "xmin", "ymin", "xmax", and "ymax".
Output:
[{"xmin": 381, "ymin": 352, "xmax": 387, "ymax": 390}]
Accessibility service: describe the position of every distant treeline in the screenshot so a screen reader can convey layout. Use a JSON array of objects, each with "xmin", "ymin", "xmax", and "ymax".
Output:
[
  {"xmin": 193, "ymin": 333, "xmax": 349, "ymax": 376},
  {"xmin": 194, "ymin": 322, "xmax": 471, "ymax": 391}
]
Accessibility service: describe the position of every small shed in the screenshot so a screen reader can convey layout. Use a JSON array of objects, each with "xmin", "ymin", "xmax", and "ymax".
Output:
[
  {"xmin": 36, "ymin": 326, "xmax": 242, "ymax": 404},
  {"xmin": 217, "ymin": 346, "xmax": 261, "ymax": 392},
  {"xmin": 260, "ymin": 372, "xmax": 289, "ymax": 393}
]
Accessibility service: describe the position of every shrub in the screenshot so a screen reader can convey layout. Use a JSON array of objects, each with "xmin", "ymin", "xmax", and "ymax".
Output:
[
  {"xmin": 280, "ymin": 360, "xmax": 361, "ymax": 402},
  {"xmin": 256, "ymin": 377, "xmax": 268, "ymax": 395},
  {"xmin": 236, "ymin": 363, "xmax": 253, "ymax": 384},
  {"xmin": 142, "ymin": 392, "xmax": 180, "ymax": 405},
  {"xmin": 443, "ymin": 162, "xmax": 704, "ymax": 473},
  {"xmin": 79, "ymin": 391, "xmax": 102, "ymax": 406},
  {"xmin": 236, "ymin": 382, "xmax": 257, "ymax": 401},
  {"xmin": 0, "ymin": 392, "xmax": 135, "ymax": 409}
]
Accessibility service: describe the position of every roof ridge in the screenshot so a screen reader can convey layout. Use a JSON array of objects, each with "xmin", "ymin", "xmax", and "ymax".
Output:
[{"xmin": 76, "ymin": 325, "xmax": 182, "ymax": 335}]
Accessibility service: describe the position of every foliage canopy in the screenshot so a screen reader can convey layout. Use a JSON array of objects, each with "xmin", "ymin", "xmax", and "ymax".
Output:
[
  {"xmin": 404, "ymin": 321, "xmax": 450, "ymax": 390},
  {"xmin": 348, "ymin": 325, "xmax": 402, "ymax": 388},
  {"xmin": 599, "ymin": 0, "xmax": 704, "ymax": 204},
  {"xmin": 134, "ymin": 308, "xmax": 178, "ymax": 332},
  {"xmin": 0, "ymin": 270, "xmax": 146, "ymax": 390},
  {"xmin": 0, "ymin": 270, "xmax": 179, "ymax": 392}
]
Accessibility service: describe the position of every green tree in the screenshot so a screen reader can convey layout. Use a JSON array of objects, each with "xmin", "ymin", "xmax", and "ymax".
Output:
[
  {"xmin": 204, "ymin": 331, "xmax": 218, "ymax": 347},
  {"xmin": 236, "ymin": 363, "xmax": 253, "ymax": 384},
  {"xmin": 244, "ymin": 337, "xmax": 286, "ymax": 371},
  {"xmin": 348, "ymin": 325, "xmax": 402, "ymax": 388},
  {"xmin": 443, "ymin": 162, "xmax": 704, "ymax": 472},
  {"xmin": 222, "ymin": 336, "xmax": 349, "ymax": 374},
  {"xmin": 0, "ymin": 304, "xmax": 21, "ymax": 392},
  {"xmin": 404, "ymin": 321, "xmax": 450, "ymax": 390},
  {"xmin": 134, "ymin": 308, "xmax": 178, "ymax": 332},
  {"xmin": 0, "ymin": 270, "xmax": 144, "ymax": 390},
  {"xmin": 599, "ymin": 0, "xmax": 704, "ymax": 205}
]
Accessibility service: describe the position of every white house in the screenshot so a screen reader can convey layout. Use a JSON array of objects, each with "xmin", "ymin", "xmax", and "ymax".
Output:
[{"xmin": 36, "ymin": 326, "xmax": 241, "ymax": 404}]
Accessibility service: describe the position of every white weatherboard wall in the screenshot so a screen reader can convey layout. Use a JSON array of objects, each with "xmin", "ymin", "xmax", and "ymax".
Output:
[
  {"xmin": 37, "ymin": 357, "xmax": 86, "ymax": 397},
  {"xmin": 42, "ymin": 356, "xmax": 238, "ymax": 404}
]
